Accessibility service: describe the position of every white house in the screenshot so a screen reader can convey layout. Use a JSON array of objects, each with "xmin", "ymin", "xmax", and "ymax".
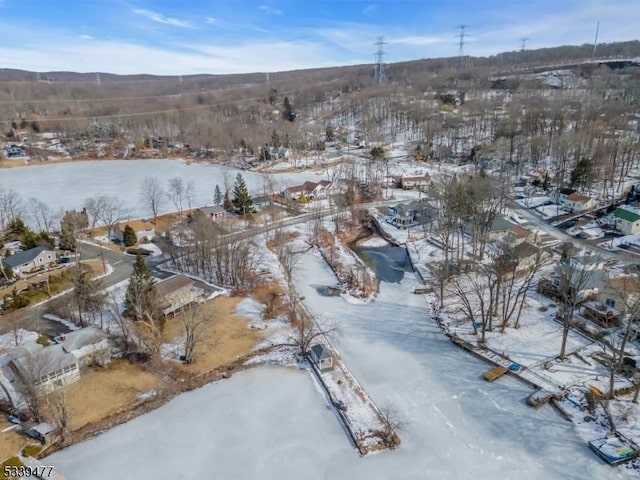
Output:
[
  {"xmin": 198, "ymin": 206, "xmax": 226, "ymax": 221},
  {"xmin": 8, "ymin": 343, "xmax": 80, "ymax": 395},
  {"xmin": 283, "ymin": 180, "xmax": 332, "ymax": 201},
  {"xmin": 556, "ymin": 187, "xmax": 577, "ymax": 204},
  {"xmin": 60, "ymin": 326, "xmax": 111, "ymax": 368},
  {"xmin": 111, "ymin": 220, "xmax": 156, "ymax": 244},
  {"xmin": 563, "ymin": 192, "xmax": 596, "ymax": 212},
  {"xmin": 154, "ymin": 274, "xmax": 204, "ymax": 316},
  {"xmin": 609, "ymin": 207, "xmax": 640, "ymax": 235},
  {"xmin": 1, "ymin": 246, "xmax": 56, "ymax": 278}
]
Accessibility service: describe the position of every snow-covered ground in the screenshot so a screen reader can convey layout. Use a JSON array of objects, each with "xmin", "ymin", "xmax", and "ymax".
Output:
[{"xmin": 48, "ymin": 250, "xmax": 626, "ymax": 479}]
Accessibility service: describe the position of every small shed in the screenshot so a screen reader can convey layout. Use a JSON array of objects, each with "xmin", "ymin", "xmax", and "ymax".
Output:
[
  {"xmin": 26, "ymin": 423, "xmax": 57, "ymax": 444},
  {"xmin": 310, "ymin": 344, "xmax": 333, "ymax": 372}
]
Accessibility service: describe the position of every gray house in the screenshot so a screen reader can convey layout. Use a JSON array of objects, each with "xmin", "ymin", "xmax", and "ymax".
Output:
[
  {"xmin": 8, "ymin": 343, "xmax": 80, "ymax": 395},
  {"xmin": 60, "ymin": 326, "xmax": 111, "ymax": 368},
  {"xmin": 2, "ymin": 246, "xmax": 56, "ymax": 278},
  {"xmin": 310, "ymin": 344, "xmax": 334, "ymax": 372}
]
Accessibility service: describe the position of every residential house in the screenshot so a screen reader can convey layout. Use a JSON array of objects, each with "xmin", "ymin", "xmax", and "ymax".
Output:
[
  {"xmin": 282, "ymin": 180, "xmax": 333, "ymax": 201},
  {"xmin": 582, "ymin": 275, "xmax": 640, "ymax": 328},
  {"xmin": 609, "ymin": 207, "xmax": 640, "ymax": 235},
  {"xmin": 556, "ymin": 187, "xmax": 577, "ymax": 204},
  {"xmin": 154, "ymin": 274, "xmax": 204, "ymax": 316},
  {"xmin": 539, "ymin": 254, "xmax": 606, "ymax": 301},
  {"xmin": 252, "ymin": 196, "xmax": 272, "ymax": 211},
  {"xmin": 563, "ymin": 193, "xmax": 597, "ymax": 212},
  {"xmin": 310, "ymin": 344, "xmax": 333, "ymax": 372},
  {"xmin": 487, "ymin": 215, "xmax": 517, "ymax": 243},
  {"xmin": 111, "ymin": 220, "xmax": 156, "ymax": 244},
  {"xmin": 523, "ymin": 168, "xmax": 548, "ymax": 184},
  {"xmin": 508, "ymin": 225, "xmax": 536, "ymax": 246},
  {"xmin": 25, "ymin": 423, "xmax": 58, "ymax": 444},
  {"xmin": 399, "ymin": 174, "xmax": 430, "ymax": 190},
  {"xmin": 60, "ymin": 326, "xmax": 111, "ymax": 368},
  {"xmin": 198, "ymin": 206, "xmax": 226, "ymax": 222},
  {"xmin": 2, "ymin": 246, "xmax": 56, "ymax": 278},
  {"xmin": 511, "ymin": 241, "xmax": 552, "ymax": 270},
  {"xmin": 8, "ymin": 343, "xmax": 80, "ymax": 395},
  {"xmin": 386, "ymin": 200, "xmax": 435, "ymax": 229}
]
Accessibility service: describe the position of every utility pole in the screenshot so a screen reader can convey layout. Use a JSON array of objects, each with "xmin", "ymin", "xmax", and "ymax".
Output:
[
  {"xmin": 373, "ymin": 36, "xmax": 387, "ymax": 85},
  {"xmin": 456, "ymin": 25, "xmax": 469, "ymax": 69},
  {"xmin": 520, "ymin": 37, "xmax": 529, "ymax": 52},
  {"xmin": 96, "ymin": 73, "xmax": 101, "ymax": 86},
  {"xmin": 592, "ymin": 21, "xmax": 600, "ymax": 59}
]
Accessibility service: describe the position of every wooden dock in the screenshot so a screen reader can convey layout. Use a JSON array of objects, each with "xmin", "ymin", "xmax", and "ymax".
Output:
[{"xmin": 483, "ymin": 366, "xmax": 508, "ymax": 382}]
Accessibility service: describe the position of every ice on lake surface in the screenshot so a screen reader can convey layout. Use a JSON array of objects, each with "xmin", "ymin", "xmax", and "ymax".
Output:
[
  {"xmin": 1, "ymin": 159, "xmax": 312, "ymax": 220},
  {"xmin": 48, "ymin": 252, "xmax": 630, "ymax": 479}
]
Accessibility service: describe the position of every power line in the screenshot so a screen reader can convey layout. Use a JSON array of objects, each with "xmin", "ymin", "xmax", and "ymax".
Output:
[
  {"xmin": 373, "ymin": 36, "xmax": 387, "ymax": 85},
  {"xmin": 456, "ymin": 25, "xmax": 469, "ymax": 69}
]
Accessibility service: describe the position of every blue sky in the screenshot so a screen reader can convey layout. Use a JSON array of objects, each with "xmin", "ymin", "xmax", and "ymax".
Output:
[{"xmin": 0, "ymin": 0, "xmax": 638, "ymax": 75}]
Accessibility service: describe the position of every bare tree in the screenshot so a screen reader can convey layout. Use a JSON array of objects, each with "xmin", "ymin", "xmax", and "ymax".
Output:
[
  {"xmin": 0, "ymin": 189, "xmax": 24, "ymax": 230},
  {"xmin": 28, "ymin": 197, "xmax": 57, "ymax": 233},
  {"xmin": 140, "ymin": 177, "xmax": 165, "ymax": 222},
  {"xmin": 83, "ymin": 195, "xmax": 125, "ymax": 238},
  {"xmin": 556, "ymin": 257, "xmax": 598, "ymax": 359},
  {"xmin": 181, "ymin": 304, "xmax": 209, "ymax": 364},
  {"xmin": 168, "ymin": 177, "xmax": 186, "ymax": 217},
  {"xmin": 46, "ymin": 388, "xmax": 70, "ymax": 441}
]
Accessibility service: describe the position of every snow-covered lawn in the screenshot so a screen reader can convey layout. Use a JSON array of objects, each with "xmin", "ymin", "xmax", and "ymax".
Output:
[
  {"xmin": 517, "ymin": 195, "xmax": 552, "ymax": 208},
  {"xmin": 536, "ymin": 204, "xmax": 569, "ymax": 219}
]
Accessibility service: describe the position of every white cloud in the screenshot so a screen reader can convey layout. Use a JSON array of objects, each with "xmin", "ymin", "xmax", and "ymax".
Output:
[
  {"xmin": 132, "ymin": 8, "xmax": 192, "ymax": 28},
  {"xmin": 79, "ymin": 34, "xmax": 93, "ymax": 40},
  {"xmin": 205, "ymin": 17, "xmax": 218, "ymax": 25},
  {"xmin": 362, "ymin": 5, "xmax": 377, "ymax": 17},
  {"xmin": 258, "ymin": 5, "xmax": 282, "ymax": 15}
]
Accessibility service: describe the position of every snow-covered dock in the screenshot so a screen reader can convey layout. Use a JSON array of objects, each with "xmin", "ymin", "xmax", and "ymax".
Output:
[{"xmin": 309, "ymin": 342, "xmax": 398, "ymax": 455}]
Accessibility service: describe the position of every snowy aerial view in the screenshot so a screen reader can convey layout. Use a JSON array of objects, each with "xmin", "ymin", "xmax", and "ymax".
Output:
[{"xmin": 1, "ymin": 1, "xmax": 640, "ymax": 479}]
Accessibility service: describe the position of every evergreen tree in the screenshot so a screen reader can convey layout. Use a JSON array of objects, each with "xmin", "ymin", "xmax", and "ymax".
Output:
[
  {"xmin": 214, "ymin": 185, "xmax": 223, "ymax": 206},
  {"xmin": 325, "ymin": 125, "xmax": 335, "ymax": 142},
  {"xmin": 282, "ymin": 97, "xmax": 295, "ymax": 121},
  {"xmin": 569, "ymin": 158, "xmax": 594, "ymax": 190},
  {"xmin": 125, "ymin": 255, "xmax": 156, "ymax": 321},
  {"xmin": 123, "ymin": 225, "xmax": 137, "ymax": 246},
  {"xmin": 232, "ymin": 174, "xmax": 253, "ymax": 215},
  {"xmin": 73, "ymin": 270, "xmax": 104, "ymax": 327}
]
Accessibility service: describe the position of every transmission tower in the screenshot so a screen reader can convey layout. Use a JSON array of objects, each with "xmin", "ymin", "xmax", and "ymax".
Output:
[
  {"xmin": 456, "ymin": 25, "xmax": 468, "ymax": 69},
  {"xmin": 520, "ymin": 37, "xmax": 529, "ymax": 52},
  {"xmin": 373, "ymin": 36, "xmax": 387, "ymax": 85}
]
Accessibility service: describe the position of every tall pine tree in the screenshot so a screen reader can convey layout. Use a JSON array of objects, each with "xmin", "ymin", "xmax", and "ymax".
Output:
[
  {"xmin": 232, "ymin": 174, "xmax": 253, "ymax": 215},
  {"xmin": 125, "ymin": 255, "xmax": 157, "ymax": 322},
  {"xmin": 214, "ymin": 184, "xmax": 223, "ymax": 206}
]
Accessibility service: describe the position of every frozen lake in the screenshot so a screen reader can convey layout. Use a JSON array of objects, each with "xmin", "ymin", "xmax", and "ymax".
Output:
[
  {"xmin": 48, "ymin": 251, "xmax": 632, "ymax": 479},
  {"xmin": 0, "ymin": 159, "xmax": 316, "ymax": 219}
]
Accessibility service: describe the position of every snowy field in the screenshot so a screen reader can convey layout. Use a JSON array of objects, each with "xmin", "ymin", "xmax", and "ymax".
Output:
[
  {"xmin": 2, "ymin": 159, "xmax": 317, "ymax": 220},
  {"xmin": 49, "ymin": 251, "xmax": 627, "ymax": 479}
]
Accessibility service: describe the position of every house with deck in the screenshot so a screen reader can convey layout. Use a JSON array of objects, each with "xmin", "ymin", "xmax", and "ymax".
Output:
[
  {"xmin": 1, "ymin": 246, "xmax": 56, "ymax": 278},
  {"xmin": 8, "ymin": 343, "xmax": 80, "ymax": 395},
  {"xmin": 154, "ymin": 274, "xmax": 204, "ymax": 316}
]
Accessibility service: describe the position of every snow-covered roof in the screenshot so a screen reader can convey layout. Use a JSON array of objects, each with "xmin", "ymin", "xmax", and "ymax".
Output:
[{"xmin": 61, "ymin": 326, "xmax": 109, "ymax": 353}]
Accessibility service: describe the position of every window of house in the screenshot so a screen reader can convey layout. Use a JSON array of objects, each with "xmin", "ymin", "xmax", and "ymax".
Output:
[{"xmin": 605, "ymin": 298, "xmax": 616, "ymax": 309}]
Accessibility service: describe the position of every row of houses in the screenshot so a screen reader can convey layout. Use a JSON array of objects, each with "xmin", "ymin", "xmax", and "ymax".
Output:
[{"xmin": 4, "ymin": 273, "xmax": 203, "ymax": 399}]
